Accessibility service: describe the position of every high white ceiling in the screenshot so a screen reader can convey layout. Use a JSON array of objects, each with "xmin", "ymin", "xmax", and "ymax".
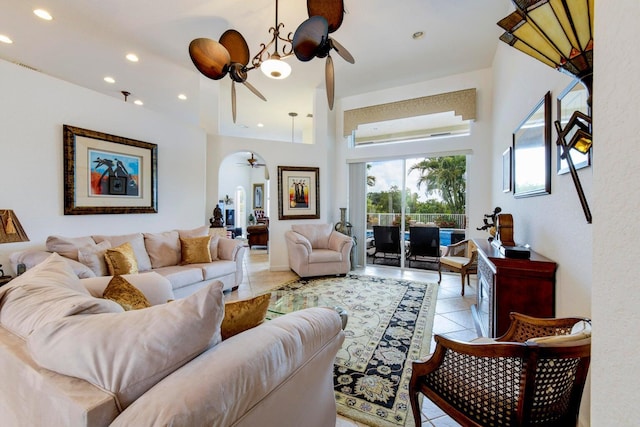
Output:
[{"xmin": 0, "ymin": 0, "xmax": 511, "ymax": 142}]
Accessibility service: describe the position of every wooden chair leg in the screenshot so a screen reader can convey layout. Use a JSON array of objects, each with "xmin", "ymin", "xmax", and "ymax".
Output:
[
  {"xmin": 438, "ymin": 265, "xmax": 442, "ymax": 284},
  {"xmin": 460, "ymin": 272, "xmax": 466, "ymax": 296},
  {"xmin": 409, "ymin": 386, "xmax": 423, "ymax": 427}
]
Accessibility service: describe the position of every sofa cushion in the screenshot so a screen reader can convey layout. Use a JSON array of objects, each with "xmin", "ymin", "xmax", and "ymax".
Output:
[
  {"xmin": 45, "ymin": 235, "xmax": 97, "ymax": 261},
  {"xmin": 292, "ymin": 224, "xmax": 333, "ymax": 249},
  {"xmin": 77, "ymin": 241, "xmax": 112, "ymax": 276},
  {"xmin": 309, "ymin": 248, "xmax": 343, "ymax": 263},
  {"xmin": 221, "ymin": 293, "xmax": 271, "ymax": 340},
  {"xmin": 82, "ymin": 272, "xmax": 175, "ymax": 306},
  {"xmin": 103, "ymin": 275, "xmax": 151, "ymax": 311},
  {"xmin": 27, "ymin": 280, "xmax": 225, "ymax": 411},
  {"xmin": 152, "ymin": 265, "xmax": 205, "ymax": 290},
  {"xmin": 200, "ymin": 260, "xmax": 236, "ymax": 280},
  {"xmin": 143, "ymin": 231, "xmax": 181, "ymax": 268},
  {"xmin": 105, "ymin": 242, "xmax": 139, "ymax": 275},
  {"xmin": 0, "ymin": 253, "xmax": 123, "ymax": 339},
  {"xmin": 180, "ymin": 236, "xmax": 212, "ymax": 264},
  {"xmin": 92, "ymin": 233, "xmax": 152, "ymax": 272},
  {"xmin": 10, "ymin": 249, "xmax": 96, "ymax": 279}
]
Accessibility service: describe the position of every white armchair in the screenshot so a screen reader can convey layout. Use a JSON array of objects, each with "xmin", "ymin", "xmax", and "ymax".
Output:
[{"xmin": 284, "ymin": 224, "xmax": 353, "ymax": 278}]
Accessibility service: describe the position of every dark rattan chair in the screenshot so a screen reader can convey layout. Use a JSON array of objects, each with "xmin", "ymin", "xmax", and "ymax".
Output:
[
  {"xmin": 409, "ymin": 313, "xmax": 592, "ymax": 427},
  {"xmin": 438, "ymin": 239, "xmax": 477, "ymax": 295},
  {"xmin": 372, "ymin": 226, "xmax": 402, "ymax": 265},
  {"xmin": 406, "ymin": 226, "xmax": 440, "ymax": 268}
]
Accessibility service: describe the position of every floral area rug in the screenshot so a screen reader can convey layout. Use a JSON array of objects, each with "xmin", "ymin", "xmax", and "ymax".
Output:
[{"xmin": 268, "ymin": 274, "xmax": 438, "ymax": 427}]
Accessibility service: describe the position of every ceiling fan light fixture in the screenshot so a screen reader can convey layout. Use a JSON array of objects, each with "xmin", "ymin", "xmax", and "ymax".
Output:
[{"xmin": 261, "ymin": 53, "xmax": 291, "ymax": 79}]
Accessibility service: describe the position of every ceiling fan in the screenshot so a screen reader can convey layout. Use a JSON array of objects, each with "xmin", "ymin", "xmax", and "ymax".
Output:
[
  {"xmin": 239, "ymin": 153, "xmax": 266, "ymax": 168},
  {"xmin": 188, "ymin": 30, "xmax": 266, "ymax": 123},
  {"xmin": 292, "ymin": 0, "xmax": 355, "ymax": 110}
]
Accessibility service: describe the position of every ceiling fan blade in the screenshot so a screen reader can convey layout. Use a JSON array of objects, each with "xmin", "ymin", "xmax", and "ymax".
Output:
[
  {"xmin": 231, "ymin": 80, "xmax": 237, "ymax": 123},
  {"xmin": 307, "ymin": 0, "xmax": 344, "ymax": 33},
  {"xmin": 326, "ymin": 54, "xmax": 335, "ymax": 110},
  {"xmin": 219, "ymin": 29, "xmax": 250, "ymax": 66},
  {"xmin": 293, "ymin": 16, "xmax": 328, "ymax": 62},
  {"xmin": 188, "ymin": 38, "xmax": 230, "ymax": 80},
  {"xmin": 242, "ymin": 80, "xmax": 267, "ymax": 102},
  {"xmin": 329, "ymin": 38, "xmax": 355, "ymax": 64}
]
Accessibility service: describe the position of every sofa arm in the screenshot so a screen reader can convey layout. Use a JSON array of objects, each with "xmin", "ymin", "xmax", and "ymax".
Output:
[
  {"xmin": 217, "ymin": 237, "xmax": 245, "ymax": 261},
  {"xmin": 109, "ymin": 307, "xmax": 345, "ymax": 427},
  {"xmin": 284, "ymin": 230, "xmax": 312, "ymax": 254},
  {"xmin": 81, "ymin": 272, "xmax": 175, "ymax": 306},
  {"xmin": 328, "ymin": 231, "xmax": 353, "ymax": 254},
  {"xmin": 10, "ymin": 249, "xmax": 96, "ymax": 279}
]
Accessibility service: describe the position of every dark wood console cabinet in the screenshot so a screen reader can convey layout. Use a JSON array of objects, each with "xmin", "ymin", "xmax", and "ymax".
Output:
[{"xmin": 472, "ymin": 239, "xmax": 557, "ymax": 338}]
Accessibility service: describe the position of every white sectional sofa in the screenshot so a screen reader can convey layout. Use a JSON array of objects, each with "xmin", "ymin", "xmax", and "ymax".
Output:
[
  {"xmin": 0, "ymin": 253, "xmax": 345, "ymax": 426},
  {"xmin": 9, "ymin": 226, "xmax": 246, "ymax": 297}
]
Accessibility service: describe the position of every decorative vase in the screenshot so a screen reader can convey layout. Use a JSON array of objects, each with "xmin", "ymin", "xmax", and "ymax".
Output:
[{"xmin": 335, "ymin": 208, "xmax": 352, "ymax": 236}]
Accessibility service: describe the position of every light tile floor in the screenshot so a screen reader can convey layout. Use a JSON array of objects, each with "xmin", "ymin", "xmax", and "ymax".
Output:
[{"xmin": 227, "ymin": 247, "xmax": 478, "ymax": 427}]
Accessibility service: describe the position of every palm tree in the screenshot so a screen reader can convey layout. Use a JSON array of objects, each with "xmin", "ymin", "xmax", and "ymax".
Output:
[{"xmin": 408, "ymin": 156, "xmax": 466, "ymax": 212}]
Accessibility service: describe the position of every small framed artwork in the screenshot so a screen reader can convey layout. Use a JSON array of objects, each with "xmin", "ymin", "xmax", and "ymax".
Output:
[
  {"xmin": 253, "ymin": 183, "xmax": 265, "ymax": 209},
  {"xmin": 557, "ymin": 79, "xmax": 591, "ymax": 174},
  {"xmin": 277, "ymin": 166, "xmax": 320, "ymax": 220},
  {"xmin": 63, "ymin": 125, "xmax": 158, "ymax": 215},
  {"xmin": 512, "ymin": 91, "xmax": 551, "ymax": 198},
  {"xmin": 502, "ymin": 147, "xmax": 512, "ymax": 193}
]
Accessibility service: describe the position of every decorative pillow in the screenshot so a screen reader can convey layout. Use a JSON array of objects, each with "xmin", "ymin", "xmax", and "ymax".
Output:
[
  {"xmin": 92, "ymin": 233, "xmax": 152, "ymax": 272},
  {"xmin": 177, "ymin": 225, "xmax": 209, "ymax": 239},
  {"xmin": 10, "ymin": 249, "xmax": 96, "ymax": 279},
  {"xmin": 221, "ymin": 293, "xmax": 271, "ymax": 340},
  {"xmin": 180, "ymin": 236, "xmax": 212, "ymax": 264},
  {"xmin": 209, "ymin": 234, "xmax": 220, "ymax": 261},
  {"xmin": 45, "ymin": 235, "xmax": 96, "ymax": 261},
  {"xmin": 77, "ymin": 241, "xmax": 112, "ymax": 276},
  {"xmin": 103, "ymin": 275, "xmax": 151, "ymax": 311},
  {"xmin": 143, "ymin": 231, "xmax": 180, "ymax": 268},
  {"xmin": 27, "ymin": 281, "xmax": 225, "ymax": 410},
  {"xmin": 105, "ymin": 242, "xmax": 139, "ymax": 275},
  {"xmin": 0, "ymin": 253, "xmax": 123, "ymax": 339}
]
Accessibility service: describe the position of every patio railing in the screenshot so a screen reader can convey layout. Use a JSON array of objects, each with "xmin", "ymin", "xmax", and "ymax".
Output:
[{"xmin": 366, "ymin": 213, "xmax": 467, "ymax": 229}]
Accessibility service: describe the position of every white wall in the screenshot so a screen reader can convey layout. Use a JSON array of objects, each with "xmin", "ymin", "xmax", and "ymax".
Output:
[
  {"xmin": 0, "ymin": 59, "xmax": 207, "ymax": 273},
  {"xmin": 592, "ymin": 1, "xmax": 640, "ymax": 425},
  {"xmin": 334, "ymin": 68, "xmax": 496, "ymax": 242}
]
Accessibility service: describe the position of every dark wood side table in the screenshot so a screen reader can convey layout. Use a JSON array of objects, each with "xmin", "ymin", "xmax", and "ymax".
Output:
[
  {"xmin": 0, "ymin": 276, "xmax": 14, "ymax": 287},
  {"xmin": 472, "ymin": 239, "xmax": 557, "ymax": 338}
]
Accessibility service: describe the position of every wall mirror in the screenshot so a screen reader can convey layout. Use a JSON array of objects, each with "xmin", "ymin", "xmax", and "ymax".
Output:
[
  {"xmin": 557, "ymin": 79, "xmax": 591, "ymax": 174},
  {"xmin": 512, "ymin": 91, "xmax": 551, "ymax": 198}
]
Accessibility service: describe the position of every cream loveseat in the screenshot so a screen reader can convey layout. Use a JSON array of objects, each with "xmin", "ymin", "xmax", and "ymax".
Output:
[
  {"xmin": 10, "ymin": 226, "xmax": 246, "ymax": 298},
  {"xmin": 285, "ymin": 224, "xmax": 354, "ymax": 278},
  {"xmin": 0, "ymin": 253, "xmax": 345, "ymax": 426}
]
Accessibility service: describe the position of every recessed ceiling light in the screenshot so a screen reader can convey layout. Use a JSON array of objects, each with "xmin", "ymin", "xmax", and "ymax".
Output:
[
  {"xmin": 104, "ymin": 76, "xmax": 115, "ymax": 84},
  {"xmin": 412, "ymin": 31, "xmax": 424, "ymax": 40},
  {"xmin": 257, "ymin": 123, "xmax": 264, "ymax": 128},
  {"xmin": 126, "ymin": 53, "xmax": 139, "ymax": 62},
  {"xmin": 178, "ymin": 94, "xmax": 187, "ymax": 100},
  {"xmin": 0, "ymin": 35, "xmax": 13, "ymax": 44},
  {"xmin": 33, "ymin": 9, "xmax": 53, "ymax": 21},
  {"xmin": 134, "ymin": 100, "xmax": 143, "ymax": 106}
]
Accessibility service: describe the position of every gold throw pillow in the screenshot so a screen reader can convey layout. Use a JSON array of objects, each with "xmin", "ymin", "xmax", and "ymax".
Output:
[
  {"xmin": 104, "ymin": 242, "xmax": 139, "ymax": 275},
  {"xmin": 103, "ymin": 275, "xmax": 151, "ymax": 311},
  {"xmin": 180, "ymin": 235, "xmax": 212, "ymax": 264},
  {"xmin": 221, "ymin": 293, "xmax": 271, "ymax": 340}
]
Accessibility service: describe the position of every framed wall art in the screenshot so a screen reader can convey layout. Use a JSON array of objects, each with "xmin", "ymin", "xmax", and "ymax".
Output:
[
  {"xmin": 63, "ymin": 125, "xmax": 158, "ymax": 215},
  {"xmin": 512, "ymin": 91, "xmax": 551, "ymax": 198},
  {"xmin": 557, "ymin": 79, "xmax": 591, "ymax": 174},
  {"xmin": 277, "ymin": 166, "xmax": 320, "ymax": 220},
  {"xmin": 253, "ymin": 183, "xmax": 264, "ymax": 209},
  {"xmin": 502, "ymin": 147, "xmax": 512, "ymax": 193}
]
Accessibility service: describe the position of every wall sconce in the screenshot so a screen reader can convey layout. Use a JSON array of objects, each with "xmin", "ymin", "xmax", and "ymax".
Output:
[
  {"xmin": 498, "ymin": 0, "xmax": 594, "ymax": 223},
  {"xmin": 0, "ymin": 210, "xmax": 30, "ymax": 243}
]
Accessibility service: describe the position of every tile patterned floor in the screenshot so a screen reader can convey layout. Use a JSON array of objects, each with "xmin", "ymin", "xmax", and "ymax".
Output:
[{"xmin": 227, "ymin": 247, "xmax": 478, "ymax": 427}]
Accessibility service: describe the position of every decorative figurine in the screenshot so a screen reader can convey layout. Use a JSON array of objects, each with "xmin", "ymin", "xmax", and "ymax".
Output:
[{"xmin": 210, "ymin": 205, "xmax": 224, "ymax": 228}]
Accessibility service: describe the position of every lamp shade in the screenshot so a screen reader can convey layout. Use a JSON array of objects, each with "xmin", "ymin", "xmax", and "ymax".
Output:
[
  {"xmin": 0, "ymin": 210, "xmax": 29, "ymax": 243},
  {"xmin": 260, "ymin": 53, "xmax": 291, "ymax": 79},
  {"xmin": 498, "ymin": 0, "xmax": 593, "ymax": 85}
]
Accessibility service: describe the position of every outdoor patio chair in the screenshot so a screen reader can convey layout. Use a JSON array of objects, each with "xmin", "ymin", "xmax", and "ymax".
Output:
[
  {"xmin": 409, "ymin": 312, "xmax": 592, "ymax": 427},
  {"xmin": 439, "ymin": 239, "xmax": 477, "ymax": 295},
  {"xmin": 372, "ymin": 225, "xmax": 402, "ymax": 265},
  {"xmin": 406, "ymin": 225, "xmax": 441, "ymax": 268}
]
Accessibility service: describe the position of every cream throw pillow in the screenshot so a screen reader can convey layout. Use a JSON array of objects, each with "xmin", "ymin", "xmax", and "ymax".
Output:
[
  {"xmin": 45, "ymin": 235, "xmax": 96, "ymax": 261},
  {"xmin": 180, "ymin": 236, "xmax": 212, "ymax": 264},
  {"xmin": 105, "ymin": 242, "xmax": 139, "ymax": 275},
  {"xmin": 143, "ymin": 231, "xmax": 181, "ymax": 268},
  {"xmin": 77, "ymin": 241, "xmax": 112, "ymax": 276},
  {"xmin": 0, "ymin": 253, "xmax": 123, "ymax": 338},
  {"xmin": 27, "ymin": 280, "xmax": 225, "ymax": 411}
]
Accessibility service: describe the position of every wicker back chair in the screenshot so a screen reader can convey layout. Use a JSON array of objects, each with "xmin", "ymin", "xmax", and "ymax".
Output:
[
  {"xmin": 409, "ymin": 313, "xmax": 591, "ymax": 427},
  {"xmin": 438, "ymin": 239, "xmax": 477, "ymax": 295}
]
